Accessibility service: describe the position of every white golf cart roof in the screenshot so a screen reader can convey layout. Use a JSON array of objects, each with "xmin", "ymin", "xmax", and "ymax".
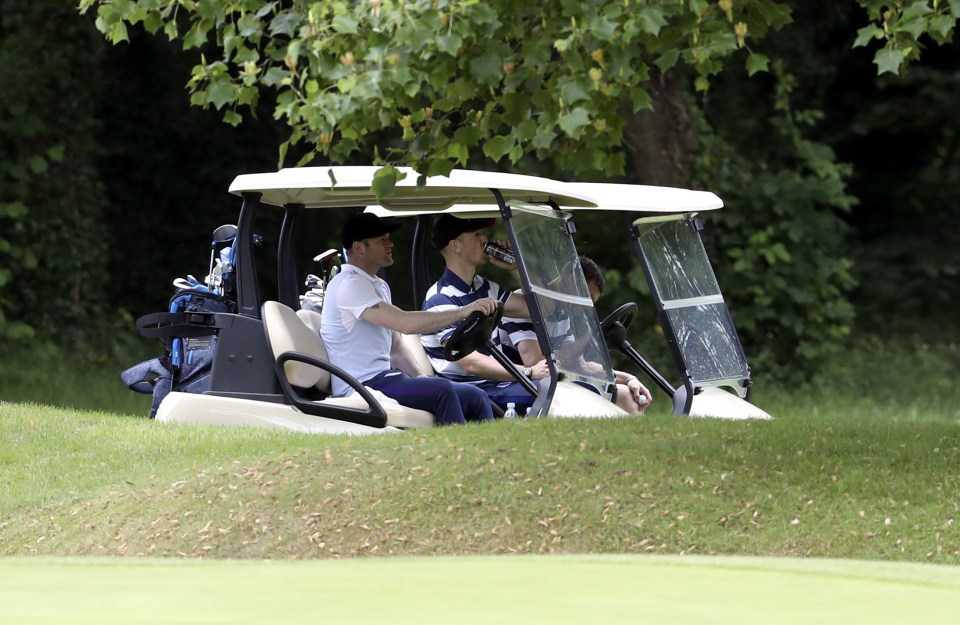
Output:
[
  {"xmin": 229, "ymin": 166, "xmax": 596, "ymax": 210},
  {"xmin": 365, "ymin": 183, "xmax": 723, "ymax": 218},
  {"xmin": 229, "ymin": 166, "xmax": 723, "ymax": 214}
]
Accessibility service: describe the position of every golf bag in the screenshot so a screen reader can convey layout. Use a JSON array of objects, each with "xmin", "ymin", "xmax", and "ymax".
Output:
[{"xmin": 120, "ymin": 225, "xmax": 239, "ymax": 417}]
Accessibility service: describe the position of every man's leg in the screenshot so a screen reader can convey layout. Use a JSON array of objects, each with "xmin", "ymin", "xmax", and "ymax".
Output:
[
  {"xmin": 476, "ymin": 380, "xmax": 536, "ymax": 415},
  {"xmin": 450, "ymin": 382, "xmax": 494, "ymax": 423},
  {"xmin": 366, "ymin": 371, "xmax": 471, "ymax": 425}
]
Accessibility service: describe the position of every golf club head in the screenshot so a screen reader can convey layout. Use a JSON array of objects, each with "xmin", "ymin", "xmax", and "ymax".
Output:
[
  {"xmin": 313, "ymin": 249, "xmax": 340, "ymax": 263},
  {"xmin": 211, "ymin": 224, "xmax": 238, "ymax": 246}
]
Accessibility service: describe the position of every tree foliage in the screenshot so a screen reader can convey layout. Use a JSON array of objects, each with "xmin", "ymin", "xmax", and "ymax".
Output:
[
  {"xmin": 693, "ymin": 63, "xmax": 857, "ymax": 377},
  {"xmin": 77, "ymin": 0, "xmax": 957, "ymax": 185},
  {"xmin": 78, "ymin": 0, "xmax": 796, "ymax": 183},
  {"xmin": 853, "ymin": 0, "xmax": 960, "ymax": 75},
  {"xmin": 0, "ymin": 1, "xmax": 110, "ymax": 342}
]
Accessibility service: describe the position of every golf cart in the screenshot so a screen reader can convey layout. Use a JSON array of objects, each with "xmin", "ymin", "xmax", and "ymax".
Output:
[{"xmin": 144, "ymin": 166, "xmax": 770, "ymax": 434}]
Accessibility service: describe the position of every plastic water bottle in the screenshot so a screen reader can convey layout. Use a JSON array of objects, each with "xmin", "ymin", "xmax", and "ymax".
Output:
[{"xmin": 503, "ymin": 402, "xmax": 518, "ymax": 420}]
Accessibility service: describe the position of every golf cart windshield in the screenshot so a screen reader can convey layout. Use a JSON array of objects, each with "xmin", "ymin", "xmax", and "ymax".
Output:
[
  {"xmin": 510, "ymin": 203, "xmax": 616, "ymax": 397},
  {"xmin": 632, "ymin": 215, "xmax": 750, "ymax": 395}
]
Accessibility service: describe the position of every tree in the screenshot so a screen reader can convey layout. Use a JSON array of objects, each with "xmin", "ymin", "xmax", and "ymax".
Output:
[
  {"xmin": 0, "ymin": 0, "xmax": 110, "ymax": 343},
  {"xmin": 77, "ymin": 0, "xmax": 956, "ymax": 187},
  {"xmin": 73, "ymin": 0, "xmax": 959, "ymax": 379}
]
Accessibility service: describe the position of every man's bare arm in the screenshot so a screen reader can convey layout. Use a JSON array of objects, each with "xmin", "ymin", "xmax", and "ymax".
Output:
[{"xmin": 361, "ymin": 298, "xmax": 497, "ymax": 335}]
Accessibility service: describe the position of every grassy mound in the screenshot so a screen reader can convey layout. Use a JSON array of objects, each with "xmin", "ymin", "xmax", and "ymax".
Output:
[{"xmin": 2, "ymin": 402, "xmax": 957, "ymax": 562}]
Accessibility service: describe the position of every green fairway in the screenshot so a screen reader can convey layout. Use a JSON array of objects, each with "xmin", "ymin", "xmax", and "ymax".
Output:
[{"xmin": 2, "ymin": 555, "xmax": 959, "ymax": 624}]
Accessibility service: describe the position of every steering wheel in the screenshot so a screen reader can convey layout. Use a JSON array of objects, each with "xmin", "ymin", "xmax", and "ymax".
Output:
[
  {"xmin": 443, "ymin": 303, "xmax": 504, "ymax": 361},
  {"xmin": 600, "ymin": 302, "xmax": 638, "ymax": 350}
]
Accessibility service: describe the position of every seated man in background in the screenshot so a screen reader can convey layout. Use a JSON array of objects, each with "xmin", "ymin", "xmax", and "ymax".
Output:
[
  {"xmin": 499, "ymin": 256, "xmax": 652, "ymax": 414},
  {"xmin": 321, "ymin": 213, "xmax": 499, "ymax": 426},
  {"xmin": 421, "ymin": 215, "xmax": 549, "ymax": 415}
]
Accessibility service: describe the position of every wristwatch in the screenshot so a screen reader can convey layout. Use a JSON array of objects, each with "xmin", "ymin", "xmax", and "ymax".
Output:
[{"xmin": 521, "ymin": 366, "xmax": 532, "ymax": 378}]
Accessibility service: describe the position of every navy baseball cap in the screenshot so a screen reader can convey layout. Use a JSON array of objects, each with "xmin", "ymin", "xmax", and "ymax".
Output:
[
  {"xmin": 341, "ymin": 213, "xmax": 402, "ymax": 249},
  {"xmin": 432, "ymin": 215, "xmax": 495, "ymax": 249}
]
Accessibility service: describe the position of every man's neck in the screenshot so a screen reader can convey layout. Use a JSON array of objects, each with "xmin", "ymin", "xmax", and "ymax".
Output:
[
  {"xmin": 445, "ymin": 256, "xmax": 477, "ymax": 287},
  {"xmin": 348, "ymin": 258, "xmax": 380, "ymax": 277}
]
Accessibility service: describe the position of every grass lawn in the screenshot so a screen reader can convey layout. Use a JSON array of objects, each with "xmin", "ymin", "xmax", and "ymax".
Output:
[
  {"xmin": 2, "ymin": 334, "xmax": 959, "ymax": 622},
  {"xmin": 2, "ymin": 554, "xmax": 960, "ymax": 624}
]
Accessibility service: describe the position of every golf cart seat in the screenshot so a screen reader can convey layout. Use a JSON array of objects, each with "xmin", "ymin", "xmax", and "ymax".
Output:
[
  {"xmin": 298, "ymin": 308, "xmax": 436, "ymax": 379},
  {"xmin": 262, "ymin": 301, "xmax": 435, "ymax": 429}
]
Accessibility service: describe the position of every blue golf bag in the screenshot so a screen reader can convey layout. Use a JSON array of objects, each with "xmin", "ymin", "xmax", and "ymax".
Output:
[{"xmin": 120, "ymin": 225, "xmax": 239, "ymax": 417}]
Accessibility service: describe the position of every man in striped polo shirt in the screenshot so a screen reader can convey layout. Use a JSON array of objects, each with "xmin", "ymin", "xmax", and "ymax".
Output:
[
  {"xmin": 498, "ymin": 256, "xmax": 652, "ymax": 414},
  {"xmin": 421, "ymin": 215, "xmax": 549, "ymax": 415}
]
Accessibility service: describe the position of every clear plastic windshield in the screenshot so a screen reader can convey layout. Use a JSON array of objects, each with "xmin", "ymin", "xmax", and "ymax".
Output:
[
  {"xmin": 511, "ymin": 204, "xmax": 615, "ymax": 396},
  {"xmin": 634, "ymin": 216, "xmax": 749, "ymax": 393}
]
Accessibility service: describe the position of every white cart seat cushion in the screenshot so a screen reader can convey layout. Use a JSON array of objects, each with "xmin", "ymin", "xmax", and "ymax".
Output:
[{"xmin": 263, "ymin": 301, "xmax": 331, "ymax": 391}]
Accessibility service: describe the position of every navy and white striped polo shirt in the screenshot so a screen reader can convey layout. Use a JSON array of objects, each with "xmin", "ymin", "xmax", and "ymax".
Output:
[{"xmin": 420, "ymin": 268, "xmax": 511, "ymax": 381}]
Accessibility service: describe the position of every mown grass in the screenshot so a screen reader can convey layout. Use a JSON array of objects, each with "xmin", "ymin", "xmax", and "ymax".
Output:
[
  {"xmin": 1, "ymin": 335, "xmax": 958, "ymax": 563},
  {"xmin": 1, "ymin": 400, "xmax": 957, "ymax": 563}
]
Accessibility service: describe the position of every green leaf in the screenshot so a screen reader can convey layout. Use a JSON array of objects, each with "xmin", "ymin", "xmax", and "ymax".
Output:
[
  {"xmin": 532, "ymin": 125, "xmax": 556, "ymax": 151},
  {"xmin": 454, "ymin": 126, "xmax": 484, "ymax": 146},
  {"xmin": 163, "ymin": 20, "xmax": 179, "ymax": 40},
  {"xmin": 426, "ymin": 158, "xmax": 456, "ymax": 177},
  {"xmin": 501, "ymin": 92, "xmax": 530, "ymax": 124},
  {"xmin": 902, "ymin": 1, "xmax": 932, "ymax": 20},
  {"xmin": 468, "ymin": 53, "xmax": 502, "ymax": 84},
  {"xmin": 559, "ymin": 79, "xmax": 590, "ymax": 105},
  {"xmin": 655, "ymin": 50, "xmax": 680, "ymax": 73},
  {"xmin": 184, "ymin": 22, "xmax": 208, "ymax": 49},
  {"xmin": 337, "ymin": 74, "xmax": 358, "ymax": 93},
  {"xmin": 331, "ymin": 14, "xmax": 359, "ymax": 34},
  {"xmin": 0, "ymin": 201, "xmax": 28, "ymax": 218},
  {"xmin": 271, "ymin": 13, "xmax": 303, "ymax": 37},
  {"xmin": 587, "ymin": 16, "xmax": 617, "ymax": 41},
  {"xmin": 109, "ymin": 21, "xmax": 130, "ymax": 45},
  {"xmin": 262, "ymin": 67, "xmax": 289, "ymax": 87},
  {"xmin": 558, "ymin": 107, "xmax": 590, "ymax": 138},
  {"xmin": 28, "ymin": 156, "xmax": 47, "ymax": 174},
  {"xmin": 853, "ymin": 25, "xmax": 883, "ymax": 48},
  {"xmin": 928, "ymin": 15, "xmax": 956, "ymax": 40},
  {"xmin": 447, "ymin": 142, "xmax": 469, "ymax": 165},
  {"xmin": 46, "ymin": 145, "xmax": 65, "ymax": 163},
  {"xmin": 223, "ymin": 110, "xmax": 242, "ymax": 126},
  {"xmin": 372, "ymin": 166, "xmax": 405, "ymax": 199},
  {"xmin": 515, "ymin": 119, "xmax": 537, "ymax": 142},
  {"xmin": 746, "ymin": 53, "xmax": 770, "ymax": 76},
  {"xmin": 637, "ymin": 9, "xmax": 668, "ymax": 36},
  {"xmin": 894, "ymin": 17, "xmax": 926, "ymax": 40},
  {"xmin": 482, "ymin": 135, "xmax": 513, "ymax": 161},
  {"xmin": 207, "ymin": 79, "xmax": 237, "ymax": 109},
  {"xmin": 875, "ymin": 47, "xmax": 905, "ymax": 75},
  {"xmin": 629, "ymin": 87, "xmax": 652, "ymax": 112},
  {"xmin": 237, "ymin": 14, "xmax": 262, "ymax": 37},
  {"xmin": 753, "ymin": 0, "xmax": 793, "ymax": 31},
  {"xmin": 436, "ymin": 33, "xmax": 463, "ymax": 56}
]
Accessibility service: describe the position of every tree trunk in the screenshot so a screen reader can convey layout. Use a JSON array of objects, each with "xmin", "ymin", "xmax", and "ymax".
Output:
[{"xmin": 621, "ymin": 70, "xmax": 699, "ymax": 188}]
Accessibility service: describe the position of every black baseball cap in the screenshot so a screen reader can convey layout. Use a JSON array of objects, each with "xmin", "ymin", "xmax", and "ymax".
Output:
[
  {"xmin": 432, "ymin": 215, "xmax": 495, "ymax": 249},
  {"xmin": 340, "ymin": 213, "xmax": 402, "ymax": 249}
]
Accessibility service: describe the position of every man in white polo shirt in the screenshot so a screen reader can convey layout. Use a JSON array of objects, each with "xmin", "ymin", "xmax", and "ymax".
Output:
[{"xmin": 321, "ymin": 213, "xmax": 499, "ymax": 425}]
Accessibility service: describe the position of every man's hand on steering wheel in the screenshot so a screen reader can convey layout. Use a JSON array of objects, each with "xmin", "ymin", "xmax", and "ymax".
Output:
[{"xmin": 463, "ymin": 297, "xmax": 498, "ymax": 318}]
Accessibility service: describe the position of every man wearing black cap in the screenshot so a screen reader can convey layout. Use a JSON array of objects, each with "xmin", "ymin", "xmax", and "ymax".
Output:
[
  {"xmin": 320, "ymin": 213, "xmax": 499, "ymax": 425},
  {"xmin": 420, "ymin": 215, "xmax": 550, "ymax": 415}
]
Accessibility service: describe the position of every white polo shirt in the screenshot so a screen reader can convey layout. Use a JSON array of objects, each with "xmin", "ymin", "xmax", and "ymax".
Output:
[{"xmin": 320, "ymin": 264, "xmax": 394, "ymax": 397}]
